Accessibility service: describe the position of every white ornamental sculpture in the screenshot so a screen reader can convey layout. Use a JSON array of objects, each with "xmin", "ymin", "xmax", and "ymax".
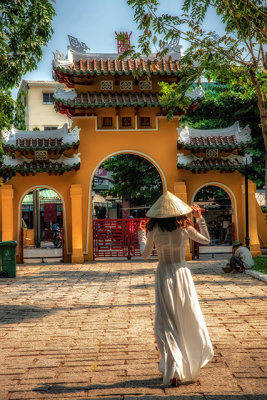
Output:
[
  {"xmin": 53, "ymin": 49, "xmax": 73, "ymax": 68},
  {"xmin": 53, "ymin": 85, "xmax": 77, "ymax": 102}
]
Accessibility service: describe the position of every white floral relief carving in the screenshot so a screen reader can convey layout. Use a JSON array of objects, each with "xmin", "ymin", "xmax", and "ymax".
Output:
[
  {"xmin": 53, "ymin": 50, "xmax": 73, "ymax": 68},
  {"xmin": 177, "ymin": 153, "xmax": 203, "ymax": 165},
  {"xmin": 53, "ymin": 86, "xmax": 77, "ymax": 101},
  {"xmin": 177, "ymin": 124, "xmax": 190, "ymax": 143},
  {"xmin": 221, "ymin": 154, "xmax": 252, "ymax": 165}
]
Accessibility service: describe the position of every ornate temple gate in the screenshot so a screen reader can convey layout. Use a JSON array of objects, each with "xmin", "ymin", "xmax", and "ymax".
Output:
[{"xmin": 93, "ymin": 218, "xmax": 156, "ymax": 259}]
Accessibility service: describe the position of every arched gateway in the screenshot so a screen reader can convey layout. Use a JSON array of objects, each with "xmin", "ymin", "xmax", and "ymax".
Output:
[{"xmin": 0, "ymin": 46, "xmax": 263, "ymax": 262}]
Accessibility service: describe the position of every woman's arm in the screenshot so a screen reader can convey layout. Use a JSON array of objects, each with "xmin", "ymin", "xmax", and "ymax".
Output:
[
  {"xmin": 138, "ymin": 229, "xmax": 155, "ymax": 259},
  {"xmin": 187, "ymin": 217, "xmax": 210, "ymax": 244}
]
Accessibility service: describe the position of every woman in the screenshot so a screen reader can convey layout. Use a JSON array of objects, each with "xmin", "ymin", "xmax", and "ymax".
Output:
[{"xmin": 138, "ymin": 191, "xmax": 213, "ymax": 386}]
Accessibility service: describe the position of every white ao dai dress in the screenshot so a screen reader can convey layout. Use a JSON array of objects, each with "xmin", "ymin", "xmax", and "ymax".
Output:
[{"xmin": 138, "ymin": 217, "xmax": 214, "ymax": 385}]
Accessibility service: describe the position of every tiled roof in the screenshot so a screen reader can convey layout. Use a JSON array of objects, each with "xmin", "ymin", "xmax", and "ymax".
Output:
[
  {"xmin": 54, "ymin": 58, "xmax": 180, "ymax": 76},
  {"xmin": 177, "ymin": 158, "xmax": 245, "ymax": 172},
  {"xmin": 177, "ymin": 122, "xmax": 252, "ymax": 149},
  {"xmin": 55, "ymin": 92, "xmax": 161, "ymax": 108},
  {"xmin": 177, "ymin": 135, "xmax": 252, "ymax": 150},
  {"xmin": 2, "ymin": 160, "xmax": 80, "ymax": 175},
  {"xmin": 3, "ymin": 138, "xmax": 79, "ymax": 152}
]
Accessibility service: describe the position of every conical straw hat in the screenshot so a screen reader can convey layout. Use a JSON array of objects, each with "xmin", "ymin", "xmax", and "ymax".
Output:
[{"xmin": 146, "ymin": 191, "xmax": 192, "ymax": 218}]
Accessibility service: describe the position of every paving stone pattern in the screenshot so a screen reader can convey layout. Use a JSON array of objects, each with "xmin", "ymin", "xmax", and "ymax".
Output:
[{"xmin": 0, "ymin": 260, "xmax": 266, "ymax": 400}]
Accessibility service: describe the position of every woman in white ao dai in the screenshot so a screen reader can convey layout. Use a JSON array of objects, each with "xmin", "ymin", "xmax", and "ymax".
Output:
[{"xmin": 138, "ymin": 191, "xmax": 214, "ymax": 386}]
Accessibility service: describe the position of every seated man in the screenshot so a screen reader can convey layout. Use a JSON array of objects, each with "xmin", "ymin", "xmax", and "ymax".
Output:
[{"xmin": 223, "ymin": 240, "xmax": 254, "ymax": 273}]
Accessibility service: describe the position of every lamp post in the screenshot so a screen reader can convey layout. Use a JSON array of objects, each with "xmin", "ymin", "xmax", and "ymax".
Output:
[{"xmin": 243, "ymin": 159, "xmax": 250, "ymax": 249}]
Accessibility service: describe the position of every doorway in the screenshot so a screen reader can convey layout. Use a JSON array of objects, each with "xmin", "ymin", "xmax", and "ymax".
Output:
[
  {"xmin": 193, "ymin": 185, "xmax": 234, "ymax": 258},
  {"xmin": 21, "ymin": 188, "xmax": 63, "ymax": 263}
]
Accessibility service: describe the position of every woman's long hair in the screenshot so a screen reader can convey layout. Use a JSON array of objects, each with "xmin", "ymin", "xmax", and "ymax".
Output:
[{"xmin": 146, "ymin": 215, "xmax": 192, "ymax": 232}]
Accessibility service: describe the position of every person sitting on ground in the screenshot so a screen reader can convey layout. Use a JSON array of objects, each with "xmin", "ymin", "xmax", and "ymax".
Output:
[{"xmin": 223, "ymin": 240, "xmax": 254, "ymax": 273}]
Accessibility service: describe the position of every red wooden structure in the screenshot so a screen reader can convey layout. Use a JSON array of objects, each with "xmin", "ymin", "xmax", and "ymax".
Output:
[{"xmin": 93, "ymin": 218, "xmax": 156, "ymax": 259}]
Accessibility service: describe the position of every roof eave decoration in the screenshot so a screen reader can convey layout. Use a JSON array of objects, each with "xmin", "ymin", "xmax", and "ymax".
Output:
[
  {"xmin": 2, "ymin": 153, "xmax": 81, "ymax": 175},
  {"xmin": 177, "ymin": 153, "xmax": 252, "ymax": 172},
  {"xmin": 53, "ymin": 55, "xmax": 181, "ymax": 77},
  {"xmin": 2, "ymin": 123, "xmax": 80, "ymax": 151},
  {"xmin": 177, "ymin": 122, "xmax": 252, "ymax": 149}
]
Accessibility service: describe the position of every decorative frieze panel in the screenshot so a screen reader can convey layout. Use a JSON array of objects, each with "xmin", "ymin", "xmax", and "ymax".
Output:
[
  {"xmin": 139, "ymin": 80, "xmax": 152, "ymax": 90},
  {"xmin": 206, "ymin": 149, "xmax": 218, "ymax": 159},
  {"xmin": 120, "ymin": 81, "xmax": 133, "ymax": 90},
  {"xmin": 100, "ymin": 81, "xmax": 113, "ymax": 90},
  {"xmin": 35, "ymin": 151, "xmax": 48, "ymax": 161}
]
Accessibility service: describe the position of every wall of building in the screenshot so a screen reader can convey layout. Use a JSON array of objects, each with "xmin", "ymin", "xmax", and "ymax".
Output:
[{"xmin": 25, "ymin": 83, "xmax": 68, "ymax": 130}]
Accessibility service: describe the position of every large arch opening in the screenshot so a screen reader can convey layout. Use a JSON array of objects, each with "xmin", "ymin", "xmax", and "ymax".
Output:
[
  {"xmin": 90, "ymin": 153, "xmax": 164, "ymax": 259},
  {"xmin": 20, "ymin": 187, "xmax": 64, "ymax": 263},
  {"xmin": 192, "ymin": 184, "xmax": 234, "ymax": 258}
]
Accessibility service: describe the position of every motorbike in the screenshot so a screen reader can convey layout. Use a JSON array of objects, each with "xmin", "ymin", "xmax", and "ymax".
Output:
[{"xmin": 53, "ymin": 228, "xmax": 62, "ymax": 248}]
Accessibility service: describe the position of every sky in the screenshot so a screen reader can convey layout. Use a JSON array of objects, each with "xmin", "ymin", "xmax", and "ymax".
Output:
[{"xmin": 12, "ymin": 0, "xmax": 226, "ymax": 97}]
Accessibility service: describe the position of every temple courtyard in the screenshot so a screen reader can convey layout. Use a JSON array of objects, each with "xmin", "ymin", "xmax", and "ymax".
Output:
[{"xmin": 0, "ymin": 260, "xmax": 266, "ymax": 400}]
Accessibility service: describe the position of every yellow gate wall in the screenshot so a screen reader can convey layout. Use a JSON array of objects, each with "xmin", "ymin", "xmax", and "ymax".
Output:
[{"xmin": 1, "ymin": 112, "xmax": 262, "ymax": 262}]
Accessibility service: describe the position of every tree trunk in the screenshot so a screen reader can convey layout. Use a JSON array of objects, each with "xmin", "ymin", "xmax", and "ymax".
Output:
[{"xmin": 250, "ymin": 72, "xmax": 267, "ymax": 202}]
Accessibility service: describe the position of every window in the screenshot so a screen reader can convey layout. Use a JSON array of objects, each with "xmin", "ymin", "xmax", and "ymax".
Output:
[
  {"xmin": 120, "ymin": 81, "xmax": 133, "ymax": 90},
  {"xmin": 100, "ymin": 81, "xmax": 113, "ymax": 90},
  {"xmin": 121, "ymin": 117, "xmax": 132, "ymax": 128},
  {"xmin": 44, "ymin": 126, "xmax": 57, "ymax": 131},
  {"xmin": 102, "ymin": 117, "xmax": 113, "ymax": 128},
  {"xmin": 140, "ymin": 117, "xmax": 151, "ymax": 127},
  {"xmin": 139, "ymin": 80, "xmax": 152, "ymax": 90},
  {"xmin": 43, "ymin": 93, "xmax": 54, "ymax": 104}
]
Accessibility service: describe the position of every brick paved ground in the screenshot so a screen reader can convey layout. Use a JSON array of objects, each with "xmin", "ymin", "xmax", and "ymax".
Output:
[{"xmin": 0, "ymin": 260, "xmax": 266, "ymax": 400}]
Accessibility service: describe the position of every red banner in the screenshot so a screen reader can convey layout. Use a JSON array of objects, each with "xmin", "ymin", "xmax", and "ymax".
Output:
[{"xmin": 44, "ymin": 203, "xmax": 57, "ymax": 222}]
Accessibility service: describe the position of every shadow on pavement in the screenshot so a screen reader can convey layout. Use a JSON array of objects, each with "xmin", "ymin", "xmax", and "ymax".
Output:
[
  {"xmin": 0, "ymin": 304, "xmax": 54, "ymax": 324},
  {"xmin": 0, "ymin": 302, "xmax": 155, "ymax": 324},
  {"xmin": 33, "ymin": 379, "xmax": 266, "ymax": 400}
]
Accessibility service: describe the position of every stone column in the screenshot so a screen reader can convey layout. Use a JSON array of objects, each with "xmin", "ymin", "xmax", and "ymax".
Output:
[
  {"xmin": 247, "ymin": 180, "xmax": 261, "ymax": 256},
  {"xmin": 70, "ymin": 184, "xmax": 84, "ymax": 263},
  {"xmin": 1, "ymin": 185, "xmax": 14, "ymax": 241},
  {"xmin": 174, "ymin": 181, "xmax": 192, "ymax": 260}
]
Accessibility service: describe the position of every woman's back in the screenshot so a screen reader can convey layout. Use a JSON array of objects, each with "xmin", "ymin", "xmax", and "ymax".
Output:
[
  {"xmin": 139, "ymin": 217, "xmax": 210, "ymax": 263},
  {"xmin": 153, "ymin": 226, "xmax": 188, "ymax": 265}
]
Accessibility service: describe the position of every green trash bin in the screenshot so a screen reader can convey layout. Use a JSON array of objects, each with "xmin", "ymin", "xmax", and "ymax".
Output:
[{"xmin": 0, "ymin": 241, "xmax": 17, "ymax": 278}]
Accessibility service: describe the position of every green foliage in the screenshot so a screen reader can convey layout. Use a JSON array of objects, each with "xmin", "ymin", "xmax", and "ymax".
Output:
[
  {"xmin": 126, "ymin": 1, "xmax": 266, "ymax": 129},
  {"xmin": 0, "ymin": 0, "xmax": 56, "ymax": 89},
  {"xmin": 252, "ymin": 256, "xmax": 267, "ymax": 275},
  {"xmin": 181, "ymin": 85, "xmax": 265, "ymax": 187},
  {"xmin": 13, "ymin": 90, "xmax": 26, "ymax": 130},
  {"xmin": 101, "ymin": 154, "xmax": 163, "ymax": 206},
  {"xmin": 0, "ymin": 90, "xmax": 15, "ymax": 134},
  {"xmin": 194, "ymin": 185, "xmax": 228, "ymax": 202}
]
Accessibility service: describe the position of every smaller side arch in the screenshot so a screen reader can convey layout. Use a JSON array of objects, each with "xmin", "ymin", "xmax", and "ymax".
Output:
[
  {"xmin": 16, "ymin": 184, "xmax": 69, "ymax": 255},
  {"xmin": 190, "ymin": 181, "xmax": 239, "ymax": 241},
  {"xmin": 86, "ymin": 149, "xmax": 167, "ymax": 254}
]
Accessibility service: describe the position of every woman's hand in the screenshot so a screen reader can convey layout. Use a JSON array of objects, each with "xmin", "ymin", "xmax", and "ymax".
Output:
[
  {"xmin": 191, "ymin": 205, "xmax": 202, "ymax": 219},
  {"xmin": 138, "ymin": 220, "xmax": 147, "ymax": 231}
]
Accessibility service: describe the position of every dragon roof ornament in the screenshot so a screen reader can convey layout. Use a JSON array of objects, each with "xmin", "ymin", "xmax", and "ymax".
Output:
[
  {"xmin": 178, "ymin": 121, "xmax": 252, "ymax": 144},
  {"xmin": 53, "ymin": 86, "xmax": 77, "ymax": 102},
  {"xmin": 2, "ymin": 123, "xmax": 80, "ymax": 147}
]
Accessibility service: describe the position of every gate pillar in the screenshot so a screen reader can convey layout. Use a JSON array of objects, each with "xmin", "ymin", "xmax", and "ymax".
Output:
[
  {"xmin": 70, "ymin": 184, "xmax": 84, "ymax": 263},
  {"xmin": 174, "ymin": 182, "xmax": 192, "ymax": 260},
  {"xmin": 246, "ymin": 180, "xmax": 261, "ymax": 256},
  {"xmin": 1, "ymin": 185, "xmax": 14, "ymax": 241}
]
